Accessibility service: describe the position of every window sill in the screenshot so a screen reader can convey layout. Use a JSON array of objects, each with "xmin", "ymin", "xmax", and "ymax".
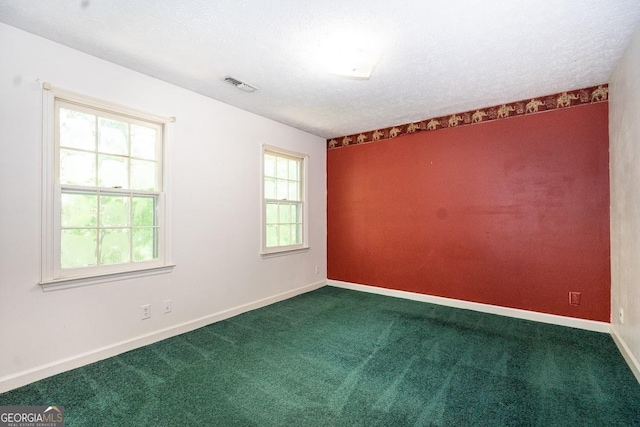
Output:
[
  {"xmin": 261, "ymin": 246, "xmax": 309, "ymax": 258},
  {"xmin": 39, "ymin": 264, "xmax": 176, "ymax": 292}
]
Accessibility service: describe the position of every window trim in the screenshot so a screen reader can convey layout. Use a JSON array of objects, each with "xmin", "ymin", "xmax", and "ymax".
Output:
[
  {"xmin": 261, "ymin": 145, "xmax": 309, "ymax": 256},
  {"xmin": 40, "ymin": 84, "xmax": 175, "ymax": 290}
]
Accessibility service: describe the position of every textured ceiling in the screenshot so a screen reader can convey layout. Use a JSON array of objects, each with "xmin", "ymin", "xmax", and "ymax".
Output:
[{"xmin": 1, "ymin": 0, "xmax": 639, "ymax": 139}]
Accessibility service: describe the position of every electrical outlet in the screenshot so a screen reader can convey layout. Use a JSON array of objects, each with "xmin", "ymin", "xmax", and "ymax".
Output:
[
  {"xmin": 315, "ymin": 265, "xmax": 319, "ymax": 275},
  {"xmin": 569, "ymin": 292, "xmax": 581, "ymax": 306},
  {"xmin": 141, "ymin": 304, "xmax": 151, "ymax": 320},
  {"xmin": 619, "ymin": 308, "xmax": 624, "ymax": 324},
  {"xmin": 164, "ymin": 300, "xmax": 172, "ymax": 314}
]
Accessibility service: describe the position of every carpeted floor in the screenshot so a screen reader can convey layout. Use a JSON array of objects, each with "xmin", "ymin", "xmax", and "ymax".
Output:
[{"xmin": 1, "ymin": 286, "xmax": 639, "ymax": 426}]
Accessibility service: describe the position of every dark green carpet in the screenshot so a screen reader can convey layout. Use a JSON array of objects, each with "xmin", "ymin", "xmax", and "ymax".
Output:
[{"xmin": 1, "ymin": 286, "xmax": 639, "ymax": 426}]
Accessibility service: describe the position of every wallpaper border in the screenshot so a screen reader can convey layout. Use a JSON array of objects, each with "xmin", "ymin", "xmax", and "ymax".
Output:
[{"xmin": 327, "ymin": 84, "xmax": 609, "ymax": 149}]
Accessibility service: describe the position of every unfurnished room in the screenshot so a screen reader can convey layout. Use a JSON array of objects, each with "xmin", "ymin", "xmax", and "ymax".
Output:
[{"xmin": 1, "ymin": 1, "xmax": 640, "ymax": 426}]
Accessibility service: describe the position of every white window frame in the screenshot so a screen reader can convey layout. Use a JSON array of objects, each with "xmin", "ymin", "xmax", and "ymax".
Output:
[
  {"xmin": 40, "ymin": 84, "xmax": 174, "ymax": 291},
  {"xmin": 261, "ymin": 145, "xmax": 309, "ymax": 256}
]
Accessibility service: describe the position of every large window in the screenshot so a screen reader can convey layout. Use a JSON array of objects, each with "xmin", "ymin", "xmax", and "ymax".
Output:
[
  {"xmin": 41, "ymin": 86, "xmax": 173, "ymax": 289},
  {"xmin": 262, "ymin": 146, "xmax": 308, "ymax": 254}
]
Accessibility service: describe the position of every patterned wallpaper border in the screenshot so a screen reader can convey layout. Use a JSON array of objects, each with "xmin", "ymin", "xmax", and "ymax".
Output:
[{"xmin": 327, "ymin": 84, "xmax": 609, "ymax": 150}]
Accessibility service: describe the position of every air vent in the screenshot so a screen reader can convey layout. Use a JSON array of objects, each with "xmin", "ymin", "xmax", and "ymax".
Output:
[{"xmin": 224, "ymin": 76, "xmax": 258, "ymax": 93}]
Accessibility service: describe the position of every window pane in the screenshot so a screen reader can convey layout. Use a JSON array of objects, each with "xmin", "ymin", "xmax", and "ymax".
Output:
[
  {"xmin": 266, "ymin": 203, "xmax": 278, "ymax": 224},
  {"xmin": 131, "ymin": 159, "xmax": 157, "ymax": 191},
  {"xmin": 60, "ymin": 109, "xmax": 96, "ymax": 151},
  {"xmin": 291, "ymin": 204, "xmax": 300, "ymax": 223},
  {"xmin": 133, "ymin": 228, "xmax": 156, "ymax": 262},
  {"xmin": 61, "ymin": 229, "xmax": 97, "ymax": 268},
  {"xmin": 100, "ymin": 228, "xmax": 131, "ymax": 265},
  {"xmin": 279, "ymin": 204, "xmax": 291, "ymax": 223},
  {"xmin": 98, "ymin": 155, "xmax": 128, "ymax": 188},
  {"xmin": 292, "ymin": 224, "xmax": 302, "ymax": 245},
  {"xmin": 288, "ymin": 182, "xmax": 299, "ymax": 201},
  {"xmin": 264, "ymin": 154, "xmax": 276, "ymax": 177},
  {"xmin": 288, "ymin": 160, "xmax": 299, "ymax": 180},
  {"xmin": 266, "ymin": 225, "xmax": 278, "ymax": 248},
  {"xmin": 100, "ymin": 195, "xmax": 130, "ymax": 227},
  {"xmin": 263, "ymin": 151, "xmax": 304, "ymax": 250},
  {"xmin": 61, "ymin": 192, "xmax": 97, "ymax": 227},
  {"xmin": 54, "ymin": 99, "xmax": 165, "ymax": 277},
  {"xmin": 277, "ymin": 179, "xmax": 288, "ymax": 199},
  {"xmin": 276, "ymin": 158, "xmax": 288, "ymax": 178},
  {"xmin": 132, "ymin": 196, "xmax": 156, "ymax": 226},
  {"xmin": 130, "ymin": 124, "xmax": 157, "ymax": 160},
  {"xmin": 280, "ymin": 224, "xmax": 291, "ymax": 246},
  {"xmin": 98, "ymin": 117, "xmax": 128, "ymax": 155},
  {"xmin": 60, "ymin": 149, "xmax": 96, "ymax": 186},
  {"xmin": 264, "ymin": 178, "xmax": 276, "ymax": 199}
]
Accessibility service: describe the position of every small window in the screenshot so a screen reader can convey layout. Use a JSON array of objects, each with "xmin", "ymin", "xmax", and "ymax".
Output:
[
  {"xmin": 262, "ymin": 147, "xmax": 308, "ymax": 254},
  {"xmin": 41, "ymin": 86, "xmax": 174, "ymax": 288}
]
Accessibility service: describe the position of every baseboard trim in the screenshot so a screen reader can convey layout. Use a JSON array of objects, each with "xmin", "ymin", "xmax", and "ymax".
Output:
[
  {"xmin": 0, "ymin": 280, "xmax": 326, "ymax": 394},
  {"xmin": 610, "ymin": 326, "xmax": 640, "ymax": 384},
  {"xmin": 328, "ymin": 280, "xmax": 610, "ymax": 333}
]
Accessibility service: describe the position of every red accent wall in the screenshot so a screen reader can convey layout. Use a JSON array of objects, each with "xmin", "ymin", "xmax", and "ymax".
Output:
[{"xmin": 327, "ymin": 103, "xmax": 610, "ymax": 321}]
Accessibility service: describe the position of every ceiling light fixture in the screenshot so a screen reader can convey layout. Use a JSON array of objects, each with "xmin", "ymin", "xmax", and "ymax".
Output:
[{"xmin": 328, "ymin": 47, "xmax": 380, "ymax": 80}]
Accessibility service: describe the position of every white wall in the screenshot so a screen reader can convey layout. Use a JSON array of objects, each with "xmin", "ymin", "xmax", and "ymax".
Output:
[
  {"xmin": 610, "ymin": 23, "xmax": 640, "ymax": 382},
  {"xmin": 0, "ymin": 23, "xmax": 327, "ymax": 392}
]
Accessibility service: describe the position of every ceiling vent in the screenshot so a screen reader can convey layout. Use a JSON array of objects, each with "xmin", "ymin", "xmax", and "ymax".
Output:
[{"xmin": 224, "ymin": 76, "xmax": 258, "ymax": 93}]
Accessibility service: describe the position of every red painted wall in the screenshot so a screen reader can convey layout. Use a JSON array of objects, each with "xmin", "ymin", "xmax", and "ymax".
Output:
[{"xmin": 327, "ymin": 103, "xmax": 610, "ymax": 321}]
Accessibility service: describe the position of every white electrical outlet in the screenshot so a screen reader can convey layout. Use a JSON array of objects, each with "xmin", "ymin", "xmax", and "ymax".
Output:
[
  {"xmin": 315, "ymin": 265, "xmax": 319, "ymax": 275},
  {"xmin": 164, "ymin": 300, "xmax": 172, "ymax": 314},
  {"xmin": 619, "ymin": 308, "xmax": 624, "ymax": 324},
  {"xmin": 141, "ymin": 304, "xmax": 151, "ymax": 320}
]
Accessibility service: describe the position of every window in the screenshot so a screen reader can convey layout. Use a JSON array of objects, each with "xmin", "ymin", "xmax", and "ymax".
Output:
[
  {"xmin": 262, "ymin": 146, "xmax": 308, "ymax": 254},
  {"xmin": 40, "ymin": 85, "xmax": 173, "ymax": 289}
]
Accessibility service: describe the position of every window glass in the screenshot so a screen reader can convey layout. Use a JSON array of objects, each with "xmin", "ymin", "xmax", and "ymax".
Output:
[
  {"xmin": 53, "ymin": 99, "xmax": 164, "ymax": 275},
  {"xmin": 263, "ymin": 148, "xmax": 305, "ymax": 253}
]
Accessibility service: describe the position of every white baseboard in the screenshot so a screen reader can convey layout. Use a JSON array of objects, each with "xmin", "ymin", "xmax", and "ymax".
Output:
[
  {"xmin": 328, "ymin": 280, "xmax": 610, "ymax": 333},
  {"xmin": 0, "ymin": 280, "xmax": 326, "ymax": 394},
  {"xmin": 610, "ymin": 326, "xmax": 640, "ymax": 384}
]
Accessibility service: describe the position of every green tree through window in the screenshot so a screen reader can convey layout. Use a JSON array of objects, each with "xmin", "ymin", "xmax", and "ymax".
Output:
[{"xmin": 57, "ymin": 101, "xmax": 162, "ymax": 270}]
